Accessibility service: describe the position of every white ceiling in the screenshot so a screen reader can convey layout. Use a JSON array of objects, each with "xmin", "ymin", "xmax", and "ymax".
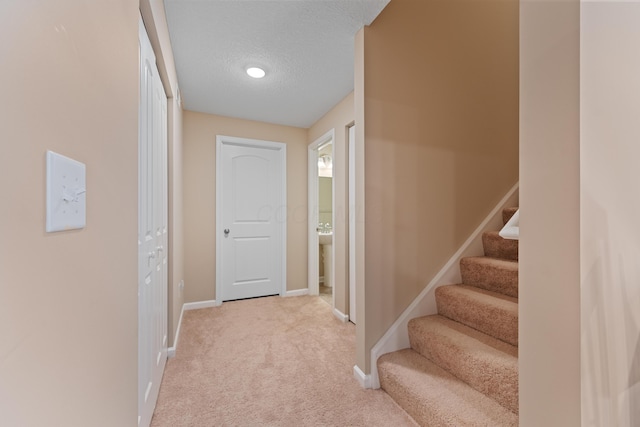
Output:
[{"xmin": 164, "ymin": 0, "xmax": 390, "ymax": 128}]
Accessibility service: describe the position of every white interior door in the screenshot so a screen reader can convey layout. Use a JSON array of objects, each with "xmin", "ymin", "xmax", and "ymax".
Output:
[
  {"xmin": 138, "ymin": 17, "xmax": 167, "ymax": 427},
  {"xmin": 348, "ymin": 125, "xmax": 356, "ymax": 324},
  {"xmin": 216, "ymin": 136, "xmax": 286, "ymax": 302}
]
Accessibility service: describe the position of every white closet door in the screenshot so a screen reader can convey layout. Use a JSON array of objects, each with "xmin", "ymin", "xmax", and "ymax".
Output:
[{"xmin": 138, "ymin": 16, "xmax": 167, "ymax": 427}]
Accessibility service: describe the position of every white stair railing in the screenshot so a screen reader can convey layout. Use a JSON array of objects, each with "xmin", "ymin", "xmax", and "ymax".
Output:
[{"xmin": 499, "ymin": 209, "xmax": 519, "ymax": 240}]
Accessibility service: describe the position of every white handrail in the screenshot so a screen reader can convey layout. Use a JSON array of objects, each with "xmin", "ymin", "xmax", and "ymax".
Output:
[{"xmin": 499, "ymin": 209, "xmax": 519, "ymax": 240}]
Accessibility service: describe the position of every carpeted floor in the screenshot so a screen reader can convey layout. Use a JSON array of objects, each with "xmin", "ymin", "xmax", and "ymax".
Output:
[
  {"xmin": 377, "ymin": 207, "xmax": 519, "ymax": 426},
  {"xmin": 151, "ymin": 295, "xmax": 417, "ymax": 427}
]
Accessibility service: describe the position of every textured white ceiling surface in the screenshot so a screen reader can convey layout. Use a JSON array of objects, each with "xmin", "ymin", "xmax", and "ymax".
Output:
[{"xmin": 164, "ymin": 0, "xmax": 389, "ymax": 128}]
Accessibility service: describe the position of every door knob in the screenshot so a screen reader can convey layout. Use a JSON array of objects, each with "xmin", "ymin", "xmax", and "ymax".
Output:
[{"xmin": 224, "ymin": 228, "xmax": 230, "ymax": 236}]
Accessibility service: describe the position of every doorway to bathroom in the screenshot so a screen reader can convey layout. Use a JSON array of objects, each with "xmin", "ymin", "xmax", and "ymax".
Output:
[{"xmin": 308, "ymin": 130, "xmax": 334, "ymax": 308}]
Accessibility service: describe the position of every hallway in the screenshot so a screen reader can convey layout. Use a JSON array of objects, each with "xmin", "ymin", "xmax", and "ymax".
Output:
[{"xmin": 151, "ymin": 296, "xmax": 416, "ymax": 426}]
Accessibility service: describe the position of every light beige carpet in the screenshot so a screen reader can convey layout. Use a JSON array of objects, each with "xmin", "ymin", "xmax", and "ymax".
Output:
[
  {"xmin": 151, "ymin": 295, "xmax": 417, "ymax": 427},
  {"xmin": 377, "ymin": 207, "xmax": 519, "ymax": 426}
]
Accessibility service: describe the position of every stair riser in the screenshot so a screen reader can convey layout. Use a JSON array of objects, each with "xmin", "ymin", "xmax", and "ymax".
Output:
[
  {"xmin": 378, "ymin": 207, "xmax": 521, "ymax": 424},
  {"xmin": 460, "ymin": 258, "xmax": 518, "ymax": 298},
  {"xmin": 409, "ymin": 317, "xmax": 518, "ymax": 414},
  {"xmin": 436, "ymin": 286, "xmax": 518, "ymax": 346},
  {"xmin": 483, "ymin": 231, "xmax": 518, "ymax": 261}
]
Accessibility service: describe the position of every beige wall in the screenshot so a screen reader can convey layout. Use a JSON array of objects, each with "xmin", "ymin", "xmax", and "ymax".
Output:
[
  {"xmin": 519, "ymin": 0, "xmax": 581, "ymax": 425},
  {"xmin": 140, "ymin": 0, "xmax": 185, "ymax": 347},
  {"xmin": 183, "ymin": 112, "xmax": 308, "ymax": 302},
  {"xmin": 0, "ymin": 1, "xmax": 139, "ymax": 425},
  {"xmin": 581, "ymin": 3, "xmax": 640, "ymax": 425},
  {"xmin": 355, "ymin": 28, "xmax": 367, "ymax": 366},
  {"xmin": 308, "ymin": 92, "xmax": 355, "ymax": 315},
  {"xmin": 356, "ymin": 0, "xmax": 519, "ymax": 372}
]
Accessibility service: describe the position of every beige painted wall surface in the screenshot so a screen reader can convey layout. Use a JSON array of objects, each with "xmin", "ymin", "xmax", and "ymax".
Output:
[
  {"xmin": 0, "ymin": 1, "xmax": 138, "ymax": 425},
  {"xmin": 354, "ymin": 29, "xmax": 367, "ymax": 369},
  {"xmin": 519, "ymin": 0, "xmax": 581, "ymax": 425},
  {"xmin": 309, "ymin": 92, "xmax": 355, "ymax": 316},
  {"xmin": 141, "ymin": 0, "xmax": 185, "ymax": 347},
  {"xmin": 183, "ymin": 111, "xmax": 308, "ymax": 303},
  {"xmin": 359, "ymin": 0, "xmax": 519, "ymax": 372},
  {"xmin": 581, "ymin": 3, "xmax": 640, "ymax": 425}
]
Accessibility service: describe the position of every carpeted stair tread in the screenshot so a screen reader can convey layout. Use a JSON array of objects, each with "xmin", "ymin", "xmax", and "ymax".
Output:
[
  {"xmin": 378, "ymin": 349, "xmax": 518, "ymax": 427},
  {"xmin": 460, "ymin": 256, "xmax": 518, "ymax": 298},
  {"xmin": 408, "ymin": 315, "xmax": 518, "ymax": 413},
  {"xmin": 482, "ymin": 231, "xmax": 518, "ymax": 261},
  {"xmin": 435, "ymin": 285, "xmax": 518, "ymax": 346},
  {"xmin": 502, "ymin": 207, "xmax": 518, "ymax": 225}
]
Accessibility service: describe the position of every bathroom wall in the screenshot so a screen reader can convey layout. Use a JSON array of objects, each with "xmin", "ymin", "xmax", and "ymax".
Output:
[
  {"xmin": 318, "ymin": 177, "xmax": 333, "ymax": 227},
  {"xmin": 318, "ymin": 175, "xmax": 332, "ymax": 283}
]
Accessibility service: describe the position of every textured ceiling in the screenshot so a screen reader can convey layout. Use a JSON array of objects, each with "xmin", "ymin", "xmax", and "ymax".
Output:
[{"xmin": 164, "ymin": 0, "xmax": 389, "ymax": 128}]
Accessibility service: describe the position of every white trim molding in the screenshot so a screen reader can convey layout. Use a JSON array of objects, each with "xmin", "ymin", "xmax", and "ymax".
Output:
[
  {"xmin": 168, "ymin": 299, "xmax": 217, "ymax": 357},
  {"xmin": 333, "ymin": 308, "xmax": 349, "ymax": 323},
  {"xmin": 285, "ymin": 289, "xmax": 310, "ymax": 297},
  {"xmin": 353, "ymin": 365, "xmax": 372, "ymax": 388},
  {"xmin": 368, "ymin": 183, "xmax": 519, "ymax": 389},
  {"xmin": 183, "ymin": 300, "xmax": 217, "ymax": 311},
  {"xmin": 167, "ymin": 303, "xmax": 186, "ymax": 358}
]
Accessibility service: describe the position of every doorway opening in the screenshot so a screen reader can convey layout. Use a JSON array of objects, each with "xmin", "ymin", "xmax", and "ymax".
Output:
[{"xmin": 308, "ymin": 130, "xmax": 335, "ymax": 308}]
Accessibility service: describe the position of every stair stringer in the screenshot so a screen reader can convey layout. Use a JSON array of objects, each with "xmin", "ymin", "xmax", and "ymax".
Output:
[{"xmin": 367, "ymin": 182, "xmax": 519, "ymax": 389}]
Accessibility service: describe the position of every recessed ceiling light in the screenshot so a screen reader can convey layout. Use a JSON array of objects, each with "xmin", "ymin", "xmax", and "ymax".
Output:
[{"xmin": 246, "ymin": 67, "xmax": 265, "ymax": 79}]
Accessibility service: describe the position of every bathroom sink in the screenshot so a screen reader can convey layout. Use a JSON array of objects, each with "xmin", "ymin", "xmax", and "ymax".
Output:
[{"xmin": 318, "ymin": 233, "xmax": 332, "ymax": 245}]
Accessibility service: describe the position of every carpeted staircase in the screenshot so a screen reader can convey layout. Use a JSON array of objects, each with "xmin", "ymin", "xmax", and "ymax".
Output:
[{"xmin": 378, "ymin": 207, "xmax": 519, "ymax": 426}]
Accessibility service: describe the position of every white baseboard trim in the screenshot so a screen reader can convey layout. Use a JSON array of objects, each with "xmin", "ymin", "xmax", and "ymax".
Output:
[
  {"xmin": 353, "ymin": 365, "xmax": 372, "ymax": 389},
  {"xmin": 333, "ymin": 308, "xmax": 349, "ymax": 323},
  {"xmin": 369, "ymin": 182, "xmax": 519, "ymax": 389},
  {"xmin": 284, "ymin": 288, "xmax": 309, "ymax": 297},
  {"xmin": 183, "ymin": 299, "xmax": 217, "ymax": 311},
  {"xmin": 167, "ymin": 303, "xmax": 186, "ymax": 358}
]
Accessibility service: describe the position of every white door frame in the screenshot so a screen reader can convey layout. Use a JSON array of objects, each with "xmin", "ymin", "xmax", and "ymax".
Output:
[
  {"xmin": 215, "ymin": 135, "xmax": 287, "ymax": 305},
  {"xmin": 308, "ymin": 129, "xmax": 335, "ymax": 297},
  {"xmin": 348, "ymin": 124, "xmax": 356, "ymax": 324}
]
